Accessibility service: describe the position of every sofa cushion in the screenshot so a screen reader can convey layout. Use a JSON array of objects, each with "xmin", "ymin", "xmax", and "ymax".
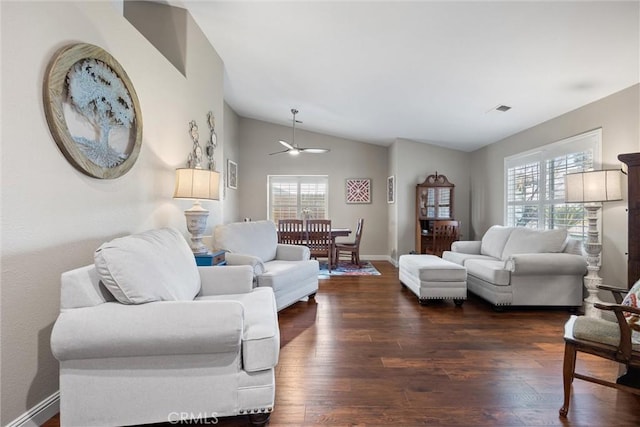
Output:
[
  {"xmin": 442, "ymin": 251, "xmax": 496, "ymax": 266},
  {"xmin": 257, "ymin": 260, "xmax": 319, "ymax": 292},
  {"xmin": 464, "ymin": 259, "xmax": 511, "ymax": 286},
  {"xmin": 480, "ymin": 226, "xmax": 513, "ymax": 259},
  {"xmin": 622, "ymin": 279, "xmax": 640, "ymax": 344},
  {"xmin": 94, "ymin": 228, "xmax": 200, "ymax": 304},
  {"xmin": 501, "ymin": 227, "xmax": 568, "ymax": 260},
  {"xmin": 214, "ymin": 220, "xmax": 278, "ymax": 262}
]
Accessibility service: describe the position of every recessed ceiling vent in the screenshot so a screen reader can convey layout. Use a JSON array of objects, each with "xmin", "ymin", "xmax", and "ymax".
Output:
[{"xmin": 495, "ymin": 104, "xmax": 512, "ymax": 112}]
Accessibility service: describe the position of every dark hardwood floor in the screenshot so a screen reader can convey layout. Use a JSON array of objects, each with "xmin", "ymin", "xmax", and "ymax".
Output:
[{"xmin": 44, "ymin": 261, "xmax": 640, "ymax": 426}]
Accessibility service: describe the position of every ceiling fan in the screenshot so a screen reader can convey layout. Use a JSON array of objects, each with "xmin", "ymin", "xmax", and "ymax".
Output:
[{"xmin": 270, "ymin": 109, "xmax": 330, "ymax": 155}]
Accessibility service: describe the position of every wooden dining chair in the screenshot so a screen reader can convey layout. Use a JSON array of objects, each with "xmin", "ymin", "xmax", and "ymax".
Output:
[
  {"xmin": 425, "ymin": 220, "xmax": 459, "ymax": 257},
  {"xmin": 560, "ymin": 284, "xmax": 640, "ymax": 417},
  {"xmin": 277, "ymin": 219, "xmax": 305, "ymax": 245},
  {"xmin": 335, "ymin": 218, "xmax": 364, "ymax": 267},
  {"xmin": 305, "ymin": 219, "xmax": 333, "ymax": 272}
]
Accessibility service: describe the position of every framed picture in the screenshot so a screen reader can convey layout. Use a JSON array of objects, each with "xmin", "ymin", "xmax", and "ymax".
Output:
[
  {"xmin": 43, "ymin": 43, "xmax": 143, "ymax": 179},
  {"xmin": 387, "ymin": 175, "xmax": 395, "ymax": 204},
  {"xmin": 227, "ymin": 159, "xmax": 237, "ymax": 189},
  {"xmin": 345, "ymin": 178, "xmax": 371, "ymax": 204}
]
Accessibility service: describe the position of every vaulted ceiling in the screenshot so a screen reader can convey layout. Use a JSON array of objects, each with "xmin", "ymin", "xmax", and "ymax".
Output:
[{"xmin": 164, "ymin": 1, "xmax": 639, "ymax": 151}]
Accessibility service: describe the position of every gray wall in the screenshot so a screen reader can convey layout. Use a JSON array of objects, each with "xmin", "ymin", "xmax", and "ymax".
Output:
[
  {"xmin": 223, "ymin": 103, "xmax": 241, "ymax": 223},
  {"xmin": 469, "ymin": 84, "xmax": 640, "ymax": 288},
  {"xmin": 237, "ymin": 117, "xmax": 389, "ymax": 258},
  {"xmin": 1, "ymin": 1, "xmax": 227, "ymax": 424},
  {"xmin": 392, "ymin": 138, "xmax": 471, "ymax": 261}
]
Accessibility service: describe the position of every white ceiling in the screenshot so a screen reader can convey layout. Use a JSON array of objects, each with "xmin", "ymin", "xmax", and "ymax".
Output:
[{"xmin": 165, "ymin": 1, "xmax": 639, "ymax": 151}]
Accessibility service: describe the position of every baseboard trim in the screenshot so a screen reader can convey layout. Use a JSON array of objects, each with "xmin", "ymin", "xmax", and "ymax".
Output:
[
  {"xmin": 362, "ymin": 255, "xmax": 397, "ymax": 266},
  {"xmin": 6, "ymin": 391, "xmax": 59, "ymax": 427}
]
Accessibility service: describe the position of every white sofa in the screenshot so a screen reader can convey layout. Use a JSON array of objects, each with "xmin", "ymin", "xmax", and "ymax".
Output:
[
  {"xmin": 442, "ymin": 225, "xmax": 587, "ymax": 309},
  {"xmin": 213, "ymin": 220, "xmax": 319, "ymax": 311},
  {"xmin": 50, "ymin": 228, "xmax": 279, "ymax": 427}
]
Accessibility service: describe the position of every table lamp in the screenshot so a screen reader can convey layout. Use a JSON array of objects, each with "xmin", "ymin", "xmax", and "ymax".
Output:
[
  {"xmin": 564, "ymin": 169, "xmax": 623, "ymax": 318},
  {"xmin": 173, "ymin": 167, "xmax": 220, "ymax": 254},
  {"xmin": 173, "ymin": 119, "xmax": 220, "ymax": 254}
]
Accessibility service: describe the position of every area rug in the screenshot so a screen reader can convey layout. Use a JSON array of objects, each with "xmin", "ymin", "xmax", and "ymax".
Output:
[{"xmin": 318, "ymin": 260, "xmax": 381, "ymax": 277}]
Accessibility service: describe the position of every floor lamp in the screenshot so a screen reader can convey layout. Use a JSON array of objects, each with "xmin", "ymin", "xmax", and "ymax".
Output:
[{"xmin": 564, "ymin": 169, "xmax": 623, "ymax": 318}]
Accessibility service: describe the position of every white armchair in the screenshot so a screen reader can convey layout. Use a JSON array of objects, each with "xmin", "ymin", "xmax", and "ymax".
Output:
[
  {"xmin": 50, "ymin": 228, "xmax": 279, "ymax": 427},
  {"xmin": 213, "ymin": 220, "xmax": 319, "ymax": 311}
]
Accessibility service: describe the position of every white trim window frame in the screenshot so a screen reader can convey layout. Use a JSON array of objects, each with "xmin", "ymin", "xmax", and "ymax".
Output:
[
  {"xmin": 267, "ymin": 175, "xmax": 329, "ymax": 222},
  {"xmin": 504, "ymin": 129, "xmax": 602, "ymax": 240}
]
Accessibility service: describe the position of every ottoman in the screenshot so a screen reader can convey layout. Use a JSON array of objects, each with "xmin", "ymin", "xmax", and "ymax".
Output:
[{"xmin": 399, "ymin": 254, "xmax": 467, "ymax": 306}]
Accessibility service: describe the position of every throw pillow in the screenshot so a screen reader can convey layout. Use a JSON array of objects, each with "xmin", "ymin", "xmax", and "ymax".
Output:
[
  {"xmin": 480, "ymin": 226, "xmax": 514, "ymax": 259},
  {"xmin": 94, "ymin": 228, "xmax": 201, "ymax": 304},
  {"xmin": 621, "ymin": 279, "xmax": 640, "ymax": 345}
]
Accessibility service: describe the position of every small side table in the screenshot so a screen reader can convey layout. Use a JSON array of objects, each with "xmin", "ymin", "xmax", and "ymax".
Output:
[{"xmin": 194, "ymin": 249, "xmax": 226, "ymax": 266}]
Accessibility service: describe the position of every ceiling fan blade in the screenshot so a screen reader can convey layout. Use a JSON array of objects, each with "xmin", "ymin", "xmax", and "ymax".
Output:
[
  {"xmin": 279, "ymin": 140, "xmax": 294, "ymax": 150},
  {"xmin": 299, "ymin": 147, "xmax": 330, "ymax": 154},
  {"xmin": 269, "ymin": 149, "xmax": 289, "ymax": 155}
]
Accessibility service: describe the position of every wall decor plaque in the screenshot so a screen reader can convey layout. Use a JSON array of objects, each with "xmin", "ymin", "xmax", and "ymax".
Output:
[
  {"xmin": 346, "ymin": 178, "xmax": 371, "ymax": 204},
  {"xmin": 227, "ymin": 159, "xmax": 238, "ymax": 189},
  {"xmin": 43, "ymin": 43, "xmax": 143, "ymax": 179}
]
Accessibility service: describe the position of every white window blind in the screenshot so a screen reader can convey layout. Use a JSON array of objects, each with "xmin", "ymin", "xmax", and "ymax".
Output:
[
  {"xmin": 504, "ymin": 129, "xmax": 601, "ymax": 240},
  {"xmin": 268, "ymin": 175, "xmax": 329, "ymax": 222}
]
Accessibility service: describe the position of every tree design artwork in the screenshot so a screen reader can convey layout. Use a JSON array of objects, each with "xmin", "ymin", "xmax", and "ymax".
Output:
[{"xmin": 66, "ymin": 58, "xmax": 135, "ymax": 168}]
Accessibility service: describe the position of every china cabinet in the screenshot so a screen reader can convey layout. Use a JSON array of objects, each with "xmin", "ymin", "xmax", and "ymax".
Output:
[
  {"xmin": 618, "ymin": 152, "xmax": 640, "ymax": 288},
  {"xmin": 415, "ymin": 172, "xmax": 456, "ymax": 254}
]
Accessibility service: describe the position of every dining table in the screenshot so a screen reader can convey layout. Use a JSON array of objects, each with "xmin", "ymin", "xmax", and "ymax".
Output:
[
  {"xmin": 331, "ymin": 228, "xmax": 351, "ymax": 239},
  {"xmin": 277, "ymin": 226, "xmax": 351, "ymax": 268}
]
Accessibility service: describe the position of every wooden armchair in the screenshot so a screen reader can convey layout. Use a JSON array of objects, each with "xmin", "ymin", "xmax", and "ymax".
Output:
[{"xmin": 560, "ymin": 284, "xmax": 640, "ymax": 417}]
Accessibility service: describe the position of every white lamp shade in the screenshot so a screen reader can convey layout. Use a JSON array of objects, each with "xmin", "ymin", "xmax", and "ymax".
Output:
[
  {"xmin": 564, "ymin": 169, "xmax": 623, "ymax": 203},
  {"xmin": 173, "ymin": 168, "xmax": 220, "ymax": 200}
]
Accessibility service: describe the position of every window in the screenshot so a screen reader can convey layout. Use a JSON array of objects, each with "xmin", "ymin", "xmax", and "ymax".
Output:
[
  {"xmin": 504, "ymin": 129, "xmax": 601, "ymax": 240},
  {"xmin": 268, "ymin": 175, "xmax": 329, "ymax": 222}
]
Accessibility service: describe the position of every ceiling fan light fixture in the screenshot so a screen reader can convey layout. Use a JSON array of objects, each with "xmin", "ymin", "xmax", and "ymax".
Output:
[
  {"xmin": 269, "ymin": 108, "xmax": 330, "ymax": 156},
  {"xmin": 301, "ymin": 148, "xmax": 329, "ymax": 154}
]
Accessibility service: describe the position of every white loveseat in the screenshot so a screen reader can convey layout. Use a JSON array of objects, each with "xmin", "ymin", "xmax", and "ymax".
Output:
[
  {"xmin": 213, "ymin": 220, "xmax": 319, "ymax": 311},
  {"xmin": 442, "ymin": 226, "xmax": 587, "ymax": 309},
  {"xmin": 50, "ymin": 228, "xmax": 279, "ymax": 427}
]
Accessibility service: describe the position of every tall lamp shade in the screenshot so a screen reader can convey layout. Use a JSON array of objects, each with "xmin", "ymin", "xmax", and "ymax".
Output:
[
  {"xmin": 565, "ymin": 169, "xmax": 623, "ymax": 203},
  {"xmin": 173, "ymin": 168, "xmax": 220, "ymax": 254},
  {"xmin": 564, "ymin": 169, "xmax": 623, "ymax": 318}
]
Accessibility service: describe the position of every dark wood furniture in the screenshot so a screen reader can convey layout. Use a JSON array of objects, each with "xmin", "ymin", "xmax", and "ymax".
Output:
[
  {"xmin": 423, "ymin": 220, "xmax": 460, "ymax": 258},
  {"xmin": 335, "ymin": 218, "xmax": 364, "ymax": 266},
  {"xmin": 415, "ymin": 172, "xmax": 456, "ymax": 254},
  {"xmin": 560, "ymin": 285, "xmax": 640, "ymax": 417},
  {"xmin": 619, "ymin": 152, "xmax": 640, "ymax": 289},
  {"xmin": 306, "ymin": 219, "xmax": 333, "ymax": 272},
  {"xmin": 277, "ymin": 219, "xmax": 305, "ymax": 245}
]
